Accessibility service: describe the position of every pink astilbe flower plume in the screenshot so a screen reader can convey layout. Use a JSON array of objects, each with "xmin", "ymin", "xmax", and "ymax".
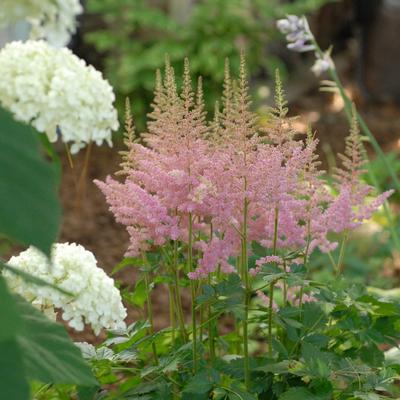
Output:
[
  {"xmin": 327, "ymin": 108, "xmax": 393, "ymax": 233},
  {"xmin": 96, "ymin": 57, "xmax": 392, "ymax": 279}
]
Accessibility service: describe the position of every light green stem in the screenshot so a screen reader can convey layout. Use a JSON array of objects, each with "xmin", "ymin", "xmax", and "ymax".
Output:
[
  {"xmin": 336, "ymin": 233, "xmax": 348, "ymax": 276},
  {"xmin": 168, "ymin": 284, "xmax": 176, "ymax": 346},
  {"xmin": 188, "ymin": 213, "xmax": 197, "ymax": 373},
  {"xmin": 298, "ymin": 219, "xmax": 311, "ymax": 310},
  {"xmin": 172, "ymin": 241, "xmax": 188, "ymax": 342},
  {"xmin": 268, "ymin": 207, "xmax": 279, "ymax": 356},
  {"xmin": 242, "ymin": 188, "xmax": 250, "ymax": 390},
  {"xmin": 144, "ymin": 270, "xmax": 158, "ymax": 365}
]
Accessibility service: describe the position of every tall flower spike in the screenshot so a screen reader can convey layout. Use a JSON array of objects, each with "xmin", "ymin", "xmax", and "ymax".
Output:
[
  {"xmin": 164, "ymin": 54, "xmax": 179, "ymax": 106},
  {"xmin": 262, "ymin": 69, "xmax": 299, "ymax": 146},
  {"xmin": 182, "ymin": 57, "xmax": 194, "ymax": 110},
  {"xmin": 117, "ymin": 98, "xmax": 136, "ymax": 176},
  {"xmin": 274, "ymin": 69, "xmax": 288, "ymax": 118},
  {"xmin": 222, "ymin": 58, "xmax": 233, "ymax": 125},
  {"xmin": 230, "ymin": 51, "xmax": 258, "ymax": 144},
  {"xmin": 334, "ymin": 105, "xmax": 366, "ymax": 188},
  {"xmin": 209, "ymin": 101, "xmax": 222, "ymax": 143}
]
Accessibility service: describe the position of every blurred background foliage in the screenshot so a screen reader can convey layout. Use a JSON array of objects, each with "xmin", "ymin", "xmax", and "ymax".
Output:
[{"xmin": 83, "ymin": 0, "xmax": 332, "ymax": 129}]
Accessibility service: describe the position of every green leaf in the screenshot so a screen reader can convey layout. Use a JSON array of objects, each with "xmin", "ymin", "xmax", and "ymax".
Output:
[
  {"xmin": 1, "ymin": 263, "xmax": 72, "ymax": 296},
  {"xmin": 14, "ymin": 294, "xmax": 97, "ymax": 386},
  {"xmin": 279, "ymin": 387, "xmax": 319, "ymax": 400},
  {"xmin": 183, "ymin": 369, "xmax": 218, "ymax": 396},
  {"xmin": 0, "ymin": 275, "xmax": 21, "ymax": 341},
  {"xmin": 0, "ymin": 107, "xmax": 60, "ymax": 255},
  {"xmin": 0, "ymin": 277, "xmax": 30, "ymax": 399},
  {"xmin": 0, "ymin": 339, "xmax": 30, "ymax": 400}
]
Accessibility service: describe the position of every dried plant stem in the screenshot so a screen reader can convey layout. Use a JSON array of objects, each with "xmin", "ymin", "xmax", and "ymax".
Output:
[
  {"xmin": 75, "ymin": 141, "xmax": 93, "ymax": 209},
  {"xmin": 64, "ymin": 142, "xmax": 74, "ymax": 169}
]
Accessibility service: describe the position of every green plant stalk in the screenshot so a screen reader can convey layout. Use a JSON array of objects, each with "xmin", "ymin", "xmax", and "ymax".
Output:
[
  {"xmin": 298, "ymin": 219, "xmax": 311, "ymax": 309},
  {"xmin": 168, "ymin": 284, "xmax": 176, "ymax": 346},
  {"xmin": 336, "ymin": 232, "xmax": 348, "ymax": 276},
  {"xmin": 199, "ymin": 301, "xmax": 204, "ymax": 344},
  {"xmin": 172, "ymin": 240, "xmax": 188, "ymax": 342},
  {"xmin": 144, "ymin": 270, "xmax": 159, "ymax": 365},
  {"xmin": 207, "ymin": 275, "xmax": 216, "ymax": 362},
  {"xmin": 188, "ymin": 213, "xmax": 198, "ymax": 373},
  {"xmin": 283, "ymin": 261, "xmax": 287, "ymax": 305},
  {"xmin": 235, "ymin": 255, "xmax": 242, "ymax": 355},
  {"xmin": 242, "ymin": 182, "xmax": 250, "ymax": 390},
  {"xmin": 268, "ymin": 207, "xmax": 279, "ymax": 356}
]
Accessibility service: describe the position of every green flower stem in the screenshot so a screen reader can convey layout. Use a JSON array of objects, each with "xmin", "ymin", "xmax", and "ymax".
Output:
[
  {"xmin": 188, "ymin": 213, "xmax": 198, "ymax": 373},
  {"xmin": 168, "ymin": 284, "xmax": 176, "ymax": 346},
  {"xmin": 283, "ymin": 261, "xmax": 287, "ymax": 305},
  {"xmin": 242, "ymin": 184, "xmax": 250, "ymax": 390},
  {"xmin": 336, "ymin": 232, "xmax": 348, "ymax": 276},
  {"xmin": 207, "ymin": 275, "xmax": 216, "ymax": 362},
  {"xmin": 298, "ymin": 220, "xmax": 311, "ymax": 310},
  {"xmin": 172, "ymin": 241, "xmax": 188, "ymax": 342},
  {"xmin": 144, "ymin": 269, "xmax": 158, "ymax": 365},
  {"xmin": 268, "ymin": 207, "xmax": 279, "ymax": 357}
]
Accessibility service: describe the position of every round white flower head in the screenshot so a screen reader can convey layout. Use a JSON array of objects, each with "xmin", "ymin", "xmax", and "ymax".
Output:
[
  {"xmin": 4, "ymin": 243, "xmax": 127, "ymax": 335},
  {"xmin": 0, "ymin": 40, "xmax": 119, "ymax": 153},
  {"xmin": 0, "ymin": 0, "xmax": 83, "ymax": 47}
]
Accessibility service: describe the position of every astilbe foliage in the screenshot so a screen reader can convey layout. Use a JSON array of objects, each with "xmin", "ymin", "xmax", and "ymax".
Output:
[{"xmin": 96, "ymin": 55, "xmax": 392, "ymax": 280}]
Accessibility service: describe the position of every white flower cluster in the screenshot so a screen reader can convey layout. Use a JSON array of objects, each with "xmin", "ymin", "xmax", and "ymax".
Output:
[
  {"xmin": 277, "ymin": 15, "xmax": 333, "ymax": 76},
  {"xmin": 0, "ymin": 0, "xmax": 83, "ymax": 47},
  {"xmin": 0, "ymin": 40, "xmax": 119, "ymax": 153},
  {"xmin": 4, "ymin": 243, "xmax": 127, "ymax": 335}
]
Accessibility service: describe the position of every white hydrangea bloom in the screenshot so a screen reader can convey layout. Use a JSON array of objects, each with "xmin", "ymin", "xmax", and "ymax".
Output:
[
  {"xmin": 4, "ymin": 243, "xmax": 127, "ymax": 335},
  {"xmin": 0, "ymin": 0, "xmax": 83, "ymax": 47},
  {"xmin": 0, "ymin": 40, "xmax": 119, "ymax": 153}
]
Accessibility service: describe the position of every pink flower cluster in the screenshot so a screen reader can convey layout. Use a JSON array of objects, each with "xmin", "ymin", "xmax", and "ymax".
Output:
[{"xmin": 96, "ymin": 57, "xmax": 392, "ymax": 279}]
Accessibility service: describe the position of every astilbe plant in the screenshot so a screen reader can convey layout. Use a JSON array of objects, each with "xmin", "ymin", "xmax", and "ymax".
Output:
[{"xmin": 95, "ymin": 55, "xmax": 398, "ymax": 399}]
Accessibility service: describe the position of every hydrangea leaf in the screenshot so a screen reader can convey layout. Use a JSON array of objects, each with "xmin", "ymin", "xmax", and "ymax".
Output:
[
  {"xmin": 0, "ymin": 276, "xmax": 30, "ymax": 399},
  {"xmin": 0, "ymin": 107, "xmax": 60, "ymax": 255},
  {"xmin": 0, "ymin": 339, "xmax": 30, "ymax": 400},
  {"xmin": 14, "ymin": 294, "xmax": 97, "ymax": 386}
]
